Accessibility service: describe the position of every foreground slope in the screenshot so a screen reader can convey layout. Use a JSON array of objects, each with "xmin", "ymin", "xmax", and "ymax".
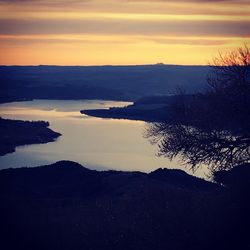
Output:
[{"xmin": 1, "ymin": 161, "xmax": 249, "ymax": 250}]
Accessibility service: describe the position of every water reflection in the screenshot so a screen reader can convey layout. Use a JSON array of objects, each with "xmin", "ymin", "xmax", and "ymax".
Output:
[{"xmin": 0, "ymin": 100, "xmax": 208, "ymax": 178}]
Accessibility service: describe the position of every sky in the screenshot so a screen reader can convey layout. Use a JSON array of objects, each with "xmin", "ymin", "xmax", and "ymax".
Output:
[{"xmin": 0, "ymin": 0, "xmax": 249, "ymax": 65}]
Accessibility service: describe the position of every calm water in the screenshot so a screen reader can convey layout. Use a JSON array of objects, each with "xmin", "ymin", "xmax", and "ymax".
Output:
[{"xmin": 0, "ymin": 100, "xmax": 208, "ymax": 177}]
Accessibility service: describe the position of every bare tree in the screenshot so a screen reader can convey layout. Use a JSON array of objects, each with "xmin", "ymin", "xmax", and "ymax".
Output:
[{"xmin": 145, "ymin": 45, "xmax": 250, "ymax": 173}]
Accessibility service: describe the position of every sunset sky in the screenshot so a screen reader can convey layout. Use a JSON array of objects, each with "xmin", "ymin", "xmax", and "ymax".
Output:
[{"xmin": 0, "ymin": 0, "xmax": 250, "ymax": 65}]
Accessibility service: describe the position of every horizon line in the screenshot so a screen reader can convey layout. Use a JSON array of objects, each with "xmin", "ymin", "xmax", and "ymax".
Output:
[{"xmin": 0, "ymin": 63, "xmax": 209, "ymax": 67}]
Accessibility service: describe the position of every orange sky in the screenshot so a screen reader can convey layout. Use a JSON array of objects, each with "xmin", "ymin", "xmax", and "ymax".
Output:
[{"xmin": 0, "ymin": 0, "xmax": 249, "ymax": 65}]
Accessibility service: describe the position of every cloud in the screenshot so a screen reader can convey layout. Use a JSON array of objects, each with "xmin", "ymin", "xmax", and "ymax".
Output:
[
  {"xmin": 0, "ymin": 0, "xmax": 91, "ymax": 7},
  {"xmin": 0, "ymin": 34, "xmax": 232, "ymax": 47},
  {"xmin": 128, "ymin": 0, "xmax": 249, "ymax": 3},
  {"xmin": 0, "ymin": 18, "xmax": 249, "ymax": 38},
  {"xmin": 0, "ymin": 0, "xmax": 249, "ymax": 6},
  {"xmin": 0, "ymin": 0, "xmax": 249, "ymax": 17},
  {"xmin": 0, "ymin": 0, "xmax": 244, "ymax": 2},
  {"xmin": 149, "ymin": 37, "xmax": 228, "ymax": 46},
  {"xmin": 0, "ymin": 0, "xmax": 89, "ymax": 2}
]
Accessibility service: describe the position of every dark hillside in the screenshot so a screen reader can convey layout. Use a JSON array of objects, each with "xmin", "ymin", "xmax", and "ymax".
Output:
[{"xmin": 0, "ymin": 161, "xmax": 248, "ymax": 250}]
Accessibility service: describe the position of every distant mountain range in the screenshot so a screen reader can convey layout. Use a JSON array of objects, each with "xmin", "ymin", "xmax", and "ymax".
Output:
[{"xmin": 0, "ymin": 64, "xmax": 210, "ymax": 103}]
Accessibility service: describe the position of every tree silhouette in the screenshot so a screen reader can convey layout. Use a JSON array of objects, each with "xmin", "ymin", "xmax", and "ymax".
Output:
[{"xmin": 146, "ymin": 45, "xmax": 250, "ymax": 173}]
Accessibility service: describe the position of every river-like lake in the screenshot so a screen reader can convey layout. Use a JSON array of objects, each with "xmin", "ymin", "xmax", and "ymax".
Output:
[{"xmin": 0, "ymin": 100, "xmax": 208, "ymax": 177}]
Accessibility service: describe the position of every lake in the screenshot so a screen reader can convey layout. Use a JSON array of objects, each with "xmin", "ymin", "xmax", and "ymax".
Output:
[{"xmin": 0, "ymin": 99, "xmax": 208, "ymax": 177}]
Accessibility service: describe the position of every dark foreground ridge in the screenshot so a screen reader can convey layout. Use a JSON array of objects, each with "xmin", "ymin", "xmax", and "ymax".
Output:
[
  {"xmin": 0, "ymin": 161, "xmax": 249, "ymax": 250},
  {"xmin": 0, "ymin": 118, "xmax": 61, "ymax": 156}
]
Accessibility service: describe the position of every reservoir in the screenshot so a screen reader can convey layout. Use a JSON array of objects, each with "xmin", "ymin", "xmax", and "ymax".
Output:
[{"xmin": 0, "ymin": 100, "xmax": 208, "ymax": 177}]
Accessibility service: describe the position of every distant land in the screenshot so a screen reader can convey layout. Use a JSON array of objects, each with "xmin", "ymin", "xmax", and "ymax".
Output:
[
  {"xmin": 0, "ymin": 118, "xmax": 61, "ymax": 156},
  {"xmin": 0, "ymin": 64, "xmax": 209, "ymax": 103},
  {"xmin": 0, "ymin": 160, "xmax": 249, "ymax": 250},
  {"xmin": 81, "ymin": 95, "xmax": 178, "ymax": 122}
]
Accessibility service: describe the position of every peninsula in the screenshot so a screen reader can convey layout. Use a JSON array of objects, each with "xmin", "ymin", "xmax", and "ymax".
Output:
[{"xmin": 0, "ymin": 117, "xmax": 61, "ymax": 156}]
